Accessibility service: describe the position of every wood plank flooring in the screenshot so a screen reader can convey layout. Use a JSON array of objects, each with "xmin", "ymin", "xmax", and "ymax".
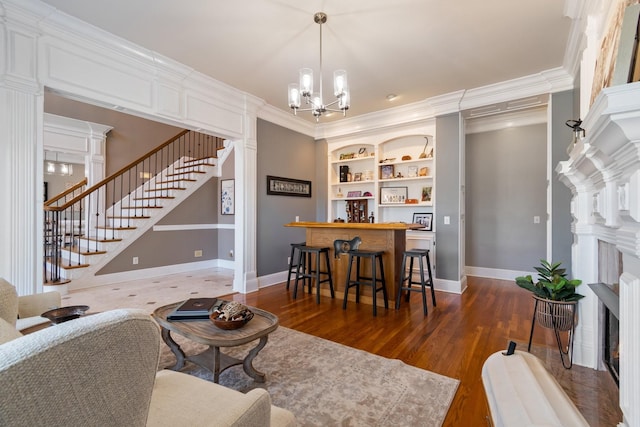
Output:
[{"xmin": 225, "ymin": 276, "xmax": 621, "ymax": 426}]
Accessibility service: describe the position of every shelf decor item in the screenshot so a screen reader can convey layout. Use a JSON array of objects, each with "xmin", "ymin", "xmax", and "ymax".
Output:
[
  {"xmin": 412, "ymin": 213, "xmax": 433, "ymax": 231},
  {"xmin": 408, "ymin": 166, "xmax": 418, "ymax": 177},
  {"xmin": 419, "ymin": 136, "xmax": 433, "ymax": 159},
  {"xmin": 380, "ymin": 186, "xmax": 408, "ymax": 204},
  {"xmin": 421, "ymin": 186, "xmax": 433, "ymax": 202},
  {"xmin": 380, "ymin": 164, "xmax": 394, "ymax": 179}
]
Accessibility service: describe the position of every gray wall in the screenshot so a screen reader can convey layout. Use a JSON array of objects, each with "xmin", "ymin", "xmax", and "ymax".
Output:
[
  {"xmin": 98, "ymin": 178, "xmax": 220, "ymax": 274},
  {"xmin": 44, "ymin": 92, "xmax": 183, "ymax": 175},
  {"xmin": 465, "ymin": 123, "xmax": 547, "ymax": 271},
  {"xmin": 256, "ymin": 119, "xmax": 317, "ymax": 276},
  {"xmin": 550, "ymin": 90, "xmax": 577, "ymax": 276},
  {"xmin": 435, "ymin": 113, "xmax": 462, "ymax": 281}
]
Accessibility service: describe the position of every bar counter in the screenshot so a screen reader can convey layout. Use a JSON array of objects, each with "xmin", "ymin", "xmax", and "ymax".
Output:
[{"xmin": 285, "ymin": 221, "xmax": 423, "ymax": 307}]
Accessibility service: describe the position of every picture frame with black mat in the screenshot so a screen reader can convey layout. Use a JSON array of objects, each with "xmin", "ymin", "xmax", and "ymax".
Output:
[{"xmin": 413, "ymin": 212, "xmax": 433, "ymax": 231}]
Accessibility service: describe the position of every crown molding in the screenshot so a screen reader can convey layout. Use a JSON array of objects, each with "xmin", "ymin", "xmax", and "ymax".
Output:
[
  {"xmin": 257, "ymin": 103, "xmax": 316, "ymax": 137},
  {"xmin": 465, "ymin": 106, "xmax": 547, "ymax": 134}
]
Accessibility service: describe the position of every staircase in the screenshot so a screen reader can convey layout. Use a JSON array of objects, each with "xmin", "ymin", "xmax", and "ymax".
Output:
[{"xmin": 43, "ymin": 130, "xmax": 230, "ymax": 291}]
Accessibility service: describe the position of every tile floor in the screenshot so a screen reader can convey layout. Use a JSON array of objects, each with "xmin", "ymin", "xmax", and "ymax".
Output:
[{"xmin": 61, "ymin": 267, "xmax": 235, "ymax": 314}]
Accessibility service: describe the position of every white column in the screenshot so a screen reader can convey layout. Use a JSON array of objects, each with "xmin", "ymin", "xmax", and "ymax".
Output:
[
  {"xmin": 0, "ymin": 7, "xmax": 44, "ymax": 295},
  {"xmin": 233, "ymin": 99, "xmax": 259, "ymax": 294}
]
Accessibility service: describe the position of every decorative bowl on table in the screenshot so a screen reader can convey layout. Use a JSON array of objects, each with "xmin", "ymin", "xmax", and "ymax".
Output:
[
  {"xmin": 210, "ymin": 301, "xmax": 254, "ymax": 330},
  {"xmin": 41, "ymin": 305, "xmax": 90, "ymax": 324}
]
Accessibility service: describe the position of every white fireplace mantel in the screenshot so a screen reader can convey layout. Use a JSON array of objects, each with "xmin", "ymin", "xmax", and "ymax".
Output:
[{"xmin": 557, "ymin": 81, "xmax": 640, "ymax": 427}]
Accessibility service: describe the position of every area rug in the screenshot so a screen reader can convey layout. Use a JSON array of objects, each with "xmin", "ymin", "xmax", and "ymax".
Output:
[{"xmin": 159, "ymin": 327, "xmax": 459, "ymax": 426}]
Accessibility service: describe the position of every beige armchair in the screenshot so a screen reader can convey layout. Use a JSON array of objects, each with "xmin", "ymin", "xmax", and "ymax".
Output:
[
  {"xmin": 0, "ymin": 277, "xmax": 61, "ymax": 331},
  {"xmin": 0, "ymin": 308, "xmax": 296, "ymax": 427}
]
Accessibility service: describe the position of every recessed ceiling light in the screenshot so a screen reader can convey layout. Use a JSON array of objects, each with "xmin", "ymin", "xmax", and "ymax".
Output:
[{"xmin": 386, "ymin": 94, "xmax": 397, "ymax": 101}]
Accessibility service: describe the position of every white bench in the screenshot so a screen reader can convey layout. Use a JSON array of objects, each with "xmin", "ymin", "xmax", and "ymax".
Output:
[{"xmin": 481, "ymin": 350, "xmax": 589, "ymax": 426}]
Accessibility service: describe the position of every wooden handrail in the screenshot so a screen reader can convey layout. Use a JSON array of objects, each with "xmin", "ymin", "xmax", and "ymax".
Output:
[
  {"xmin": 44, "ymin": 178, "xmax": 88, "ymax": 207},
  {"xmin": 43, "ymin": 129, "xmax": 193, "ymax": 212}
]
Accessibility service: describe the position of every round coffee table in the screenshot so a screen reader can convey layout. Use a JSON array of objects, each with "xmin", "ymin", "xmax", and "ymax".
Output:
[{"xmin": 152, "ymin": 301, "xmax": 279, "ymax": 383}]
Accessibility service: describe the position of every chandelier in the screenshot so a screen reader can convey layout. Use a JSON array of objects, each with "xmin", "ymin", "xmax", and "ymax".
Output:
[{"xmin": 287, "ymin": 12, "xmax": 350, "ymax": 121}]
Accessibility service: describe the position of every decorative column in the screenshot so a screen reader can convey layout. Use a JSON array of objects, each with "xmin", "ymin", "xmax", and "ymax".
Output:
[{"xmin": 0, "ymin": 3, "xmax": 44, "ymax": 295}]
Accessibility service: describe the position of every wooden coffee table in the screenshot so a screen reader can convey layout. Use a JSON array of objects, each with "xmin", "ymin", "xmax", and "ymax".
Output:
[{"xmin": 152, "ymin": 301, "xmax": 279, "ymax": 383}]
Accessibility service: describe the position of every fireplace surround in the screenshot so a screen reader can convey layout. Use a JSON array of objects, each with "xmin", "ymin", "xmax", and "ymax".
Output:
[{"xmin": 557, "ymin": 82, "xmax": 640, "ymax": 427}]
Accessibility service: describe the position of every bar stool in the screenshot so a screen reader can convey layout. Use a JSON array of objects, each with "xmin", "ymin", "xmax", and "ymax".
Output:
[
  {"xmin": 395, "ymin": 248, "xmax": 436, "ymax": 315},
  {"xmin": 286, "ymin": 242, "xmax": 306, "ymax": 290},
  {"xmin": 293, "ymin": 245, "xmax": 335, "ymax": 304},
  {"xmin": 343, "ymin": 249, "xmax": 388, "ymax": 316}
]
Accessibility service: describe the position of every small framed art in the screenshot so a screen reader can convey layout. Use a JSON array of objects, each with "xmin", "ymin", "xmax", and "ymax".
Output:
[
  {"xmin": 421, "ymin": 186, "xmax": 433, "ymax": 202},
  {"xmin": 221, "ymin": 179, "xmax": 235, "ymax": 215},
  {"xmin": 380, "ymin": 164, "xmax": 394, "ymax": 179},
  {"xmin": 412, "ymin": 212, "xmax": 433, "ymax": 231},
  {"xmin": 380, "ymin": 187, "xmax": 408, "ymax": 204}
]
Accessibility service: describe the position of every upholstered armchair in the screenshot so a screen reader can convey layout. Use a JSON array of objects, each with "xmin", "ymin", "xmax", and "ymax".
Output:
[
  {"xmin": 0, "ymin": 308, "xmax": 296, "ymax": 427},
  {"xmin": 0, "ymin": 277, "xmax": 61, "ymax": 331}
]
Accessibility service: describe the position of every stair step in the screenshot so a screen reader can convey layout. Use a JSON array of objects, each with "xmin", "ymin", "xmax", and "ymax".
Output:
[
  {"xmin": 95, "ymin": 226, "xmax": 136, "ymax": 230},
  {"xmin": 166, "ymin": 171, "xmax": 205, "ymax": 178},
  {"xmin": 65, "ymin": 246, "xmax": 107, "ymax": 256},
  {"xmin": 133, "ymin": 196, "xmax": 175, "ymax": 200},
  {"xmin": 184, "ymin": 156, "xmax": 217, "ymax": 164},
  {"xmin": 60, "ymin": 263, "xmax": 90, "ymax": 270},
  {"xmin": 156, "ymin": 179, "xmax": 196, "ymax": 184},
  {"xmin": 145, "ymin": 187, "xmax": 186, "ymax": 192},
  {"xmin": 121, "ymin": 206, "xmax": 163, "ymax": 210},
  {"xmin": 106, "ymin": 216, "xmax": 151, "ymax": 220},
  {"xmin": 79, "ymin": 236, "xmax": 123, "ymax": 243}
]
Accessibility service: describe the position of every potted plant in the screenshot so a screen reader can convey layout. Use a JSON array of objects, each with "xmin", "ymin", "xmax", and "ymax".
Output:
[
  {"xmin": 516, "ymin": 260, "xmax": 584, "ymax": 368},
  {"xmin": 515, "ymin": 259, "xmax": 584, "ymax": 303}
]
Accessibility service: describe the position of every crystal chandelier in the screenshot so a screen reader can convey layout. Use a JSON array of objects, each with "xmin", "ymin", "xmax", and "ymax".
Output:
[{"xmin": 288, "ymin": 12, "xmax": 350, "ymax": 121}]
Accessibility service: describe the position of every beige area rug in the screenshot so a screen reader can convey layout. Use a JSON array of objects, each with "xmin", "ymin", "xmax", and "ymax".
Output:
[{"xmin": 159, "ymin": 327, "xmax": 459, "ymax": 426}]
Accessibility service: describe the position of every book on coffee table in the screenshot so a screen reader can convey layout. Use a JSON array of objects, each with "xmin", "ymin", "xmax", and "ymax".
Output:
[{"xmin": 167, "ymin": 297, "xmax": 219, "ymax": 321}]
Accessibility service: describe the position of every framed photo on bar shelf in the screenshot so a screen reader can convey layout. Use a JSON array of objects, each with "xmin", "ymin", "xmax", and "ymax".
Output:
[
  {"xmin": 380, "ymin": 186, "xmax": 407, "ymax": 204},
  {"xmin": 412, "ymin": 212, "xmax": 433, "ymax": 231}
]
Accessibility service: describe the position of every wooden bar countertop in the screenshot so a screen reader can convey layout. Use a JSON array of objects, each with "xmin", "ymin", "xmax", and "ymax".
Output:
[
  {"xmin": 284, "ymin": 221, "xmax": 424, "ymax": 308},
  {"xmin": 285, "ymin": 221, "xmax": 424, "ymax": 230}
]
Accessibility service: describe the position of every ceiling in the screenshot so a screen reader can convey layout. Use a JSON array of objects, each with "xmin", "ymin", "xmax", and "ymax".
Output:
[{"xmin": 38, "ymin": 0, "xmax": 572, "ymax": 123}]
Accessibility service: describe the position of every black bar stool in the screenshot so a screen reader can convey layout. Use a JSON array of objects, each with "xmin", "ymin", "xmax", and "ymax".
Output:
[
  {"xmin": 286, "ymin": 242, "xmax": 306, "ymax": 290},
  {"xmin": 343, "ymin": 249, "xmax": 388, "ymax": 316},
  {"xmin": 293, "ymin": 245, "xmax": 334, "ymax": 304},
  {"xmin": 395, "ymin": 248, "xmax": 436, "ymax": 315}
]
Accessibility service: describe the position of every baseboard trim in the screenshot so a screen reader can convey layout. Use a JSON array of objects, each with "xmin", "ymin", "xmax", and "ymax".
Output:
[{"xmin": 465, "ymin": 266, "xmax": 534, "ymax": 281}]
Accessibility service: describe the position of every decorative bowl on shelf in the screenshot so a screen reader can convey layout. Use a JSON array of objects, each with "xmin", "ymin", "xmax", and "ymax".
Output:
[
  {"xmin": 41, "ymin": 305, "xmax": 90, "ymax": 324},
  {"xmin": 210, "ymin": 301, "xmax": 254, "ymax": 330}
]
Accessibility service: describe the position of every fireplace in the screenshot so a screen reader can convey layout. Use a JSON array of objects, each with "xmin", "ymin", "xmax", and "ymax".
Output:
[
  {"xmin": 592, "ymin": 240, "xmax": 621, "ymax": 385},
  {"xmin": 605, "ymin": 307, "xmax": 620, "ymax": 385},
  {"xmin": 557, "ymin": 83, "xmax": 640, "ymax": 427}
]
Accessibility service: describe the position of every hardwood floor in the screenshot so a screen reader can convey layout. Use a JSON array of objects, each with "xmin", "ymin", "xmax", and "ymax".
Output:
[{"xmin": 225, "ymin": 276, "xmax": 621, "ymax": 426}]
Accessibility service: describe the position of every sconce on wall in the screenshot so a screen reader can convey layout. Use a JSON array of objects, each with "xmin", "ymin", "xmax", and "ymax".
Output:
[{"xmin": 565, "ymin": 119, "xmax": 585, "ymax": 149}]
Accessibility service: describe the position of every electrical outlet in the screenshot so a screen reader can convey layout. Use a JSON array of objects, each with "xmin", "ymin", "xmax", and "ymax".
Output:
[
  {"xmin": 287, "ymin": 256, "xmax": 291, "ymax": 265},
  {"xmin": 194, "ymin": 250, "xmax": 203, "ymax": 257},
  {"xmin": 132, "ymin": 256, "xmax": 139, "ymax": 265}
]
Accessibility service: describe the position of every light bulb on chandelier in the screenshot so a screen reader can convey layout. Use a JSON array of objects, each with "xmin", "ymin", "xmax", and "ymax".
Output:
[{"xmin": 288, "ymin": 12, "xmax": 350, "ymax": 121}]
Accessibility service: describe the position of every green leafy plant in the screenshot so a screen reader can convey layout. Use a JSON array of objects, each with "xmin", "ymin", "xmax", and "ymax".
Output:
[{"xmin": 515, "ymin": 260, "xmax": 585, "ymax": 301}]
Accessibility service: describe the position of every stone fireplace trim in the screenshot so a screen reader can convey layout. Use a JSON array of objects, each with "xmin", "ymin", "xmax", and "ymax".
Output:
[{"xmin": 557, "ymin": 81, "xmax": 640, "ymax": 427}]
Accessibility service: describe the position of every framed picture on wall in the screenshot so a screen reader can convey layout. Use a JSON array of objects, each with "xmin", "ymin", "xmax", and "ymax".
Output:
[
  {"xmin": 221, "ymin": 179, "xmax": 235, "ymax": 215},
  {"xmin": 267, "ymin": 175, "xmax": 312, "ymax": 197}
]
